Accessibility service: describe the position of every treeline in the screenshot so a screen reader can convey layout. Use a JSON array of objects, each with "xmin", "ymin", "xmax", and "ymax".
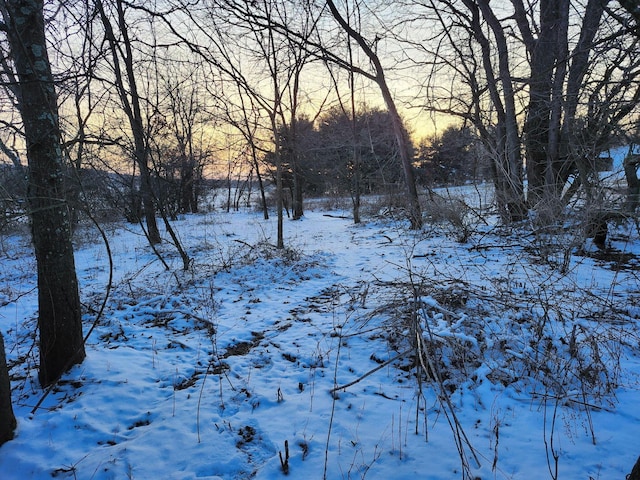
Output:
[
  {"xmin": 2, "ymin": 106, "xmax": 490, "ymax": 230},
  {"xmin": 272, "ymin": 108, "xmax": 492, "ymax": 200}
]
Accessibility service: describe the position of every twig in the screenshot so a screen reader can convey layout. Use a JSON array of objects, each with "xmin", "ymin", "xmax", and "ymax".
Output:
[
  {"xmin": 329, "ymin": 348, "xmax": 412, "ymax": 394},
  {"xmin": 233, "ymin": 238, "xmax": 255, "ymax": 249},
  {"xmin": 418, "ymin": 307, "xmax": 481, "ymax": 470},
  {"xmin": 529, "ymin": 392, "xmax": 613, "ymax": 412},
  {"xmin": 543, "ymin": 395, "xmax": 560, "ymax": 480},
  {"xmin": 279, "ymin": 440, "xmax": 290, "ymax": 474},
  {"xmin": 324, "ymin": 325, "xmax": 346, "ymax": 480}
]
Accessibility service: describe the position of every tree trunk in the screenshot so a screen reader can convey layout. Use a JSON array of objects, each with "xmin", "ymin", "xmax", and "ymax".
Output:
[
  {"xmin": 523, "ymin": 0, "xmax": 567, "ymax": 206},
  {"xmin": 379, "ymin": 81, "xmax": 423, "ymax": 229},
  {"xmin": 253, "ymin": 153, "xmax": 269, "ymax": 220},
  {"xmin": 116, "ymin": 0, "xmax": 160, "ymax": 244},
  {"xmin": 1, "ymin": 0, "xmax": 86, "ymax": 387},
  {"xmin": 326, "ymin": 0, "xmax": 422, "ymax": 228},
  {"xmin": 463, "ymin": 0, "xmax": 526, "ymax": 222},
  {"xmin": 352, "ymin": 148, "xmax": 361, "ymax": 224},
  {"xmin": 292, "ymin": 162, "xmax": 304, "ymax": 220},
  {"xmin": 348, "ymin": 39, "xmax": 361, "ymax": 225},
  {"xmin": 624, "ymin": 154, "xmax": 640, "ymax": 212},
  {"xmin": 558, "ymin": 0, "xmax": 608, "ymax": 193},
  {"xmin": 96, "ymin": 0, "xmax": 160, "ymax": 244},
  {"xmin": 475, "ymin": 0, "xmax": 526, "ymax": 221},
  {"xmin": 276, "ymin": 152, "xmax": 284, "ymax": 249},
  {"xmin": 629, "ymin": 456, "xmax": 640, "ymax": 480},
  {"xmin": 180, "ymin": 157, "xmax": 197, "ymax": 213},
  {"xmin": 0, "ymin": 332, "xmax": 16, "ymax": 446}
]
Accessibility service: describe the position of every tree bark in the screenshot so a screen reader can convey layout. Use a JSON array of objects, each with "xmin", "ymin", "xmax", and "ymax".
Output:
[
  {"xmin": 629, "ymin": 456, "xmax": 640, "ymax": 480},
  {"xmin": 276, "ymin": 137, "xmax": 284, "ymax": 249},
  {"xmin": 289, "ymin": 120, "xmax": 304, "ymax": 221},
  {"xmin": 0, "ymin": 332, "xmax": 16, "ymax": 446},
  {"xmin": 522, "ymin": 0, "xmax": 568, "ymax": 206},
  {"xmin": 624, "ymin": 154, "xmax": 640, "ymax": 212},
  {"xmin": 0, "ymin": 0, "xmax": 86, "ymax": 387}
]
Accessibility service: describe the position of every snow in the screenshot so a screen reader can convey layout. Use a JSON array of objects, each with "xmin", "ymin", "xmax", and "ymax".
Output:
[{"xmin": 1, "ymin": 199, "xmax": 640, "ymax": 479}]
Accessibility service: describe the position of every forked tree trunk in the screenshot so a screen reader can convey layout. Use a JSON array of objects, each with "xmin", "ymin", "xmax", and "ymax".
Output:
[
  {"xmin": 523, "ymin": 0, "xmax": 568, "ymax": 207},
  {"xmin": 0, "ymin": 333, "xmax": 16, "ymax": 446},
  {"xmin": 1, "ymin": 0, "xmax": 86, "ymax": 387},
  {"xmin": 475, "ymin": 0, "xmax": 526, "ymax": 221},
  {"xmin": 461, "ymin": 0, "xmax": 526, "ymax": 222}
]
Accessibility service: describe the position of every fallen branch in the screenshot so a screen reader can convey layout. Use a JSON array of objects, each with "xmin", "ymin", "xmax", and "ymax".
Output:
[
  {"xmin": 233, "ymin": 239, "xmax": 254, "ymax": 249},
  {"xmin": 329, "ymin": 348, "xmax": 412, "ymax": 394}
]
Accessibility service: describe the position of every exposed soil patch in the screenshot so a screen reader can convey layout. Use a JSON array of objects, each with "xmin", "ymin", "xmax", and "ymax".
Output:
[
  {"xmin": 222, "ymin": 331, "xmax": 265, "ymax": 358},
  {"xmin": 577, "ymin": 247, "xmax": 640, "ymax": 270},
  {"xmin": 174, "ymin": 370, "xmax": 201, "ymax": 390}
]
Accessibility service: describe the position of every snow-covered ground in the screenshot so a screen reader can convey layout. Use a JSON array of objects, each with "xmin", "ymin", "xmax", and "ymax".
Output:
[{"xmin": 1, "ymin": 199, "xmax": 639, "ymax": 479}]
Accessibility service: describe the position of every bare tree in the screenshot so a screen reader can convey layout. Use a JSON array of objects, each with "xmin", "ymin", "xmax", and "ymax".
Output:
[
  {"xmin": 319, "ymin": 8, "xmax": 363, "ymax": 223},
  {"xmin": 0, "ymin": 0, "xmax": 85, "ymax": 387},
  {"xmin": 155, "ymin": 62, "xmax": 212, "ymax": 215},
  {"xmin": 406, "ymin": 0, "xmax": 639, "ymax": 222},
  {"xmin": 239, "ymin": 0, "xmax": 322, "ymax": 225},
  {"xmin": 95, "ymin": 0, "xmax": 161, "ymax": 244},
  {"xmin": 199, "ymin": 0, "xmax": 323, "ymax": 246},
  {"xmin": 413, "ymin": 0, "xmax": 527, "ymax": 221},
  {"xmin": 216, "ymin": 81, "xmax": 270, "ymax": 219},
  {"xmin": 325, "ymin": 0, "xmax": 423, "ymax": 228},
  {"xmin": 208, "ymin": 0, "xmax": 422, "ymax": 227},
  {"xmin": 130, "ymin": 0, "xmax": 315, "ymax": 246}
]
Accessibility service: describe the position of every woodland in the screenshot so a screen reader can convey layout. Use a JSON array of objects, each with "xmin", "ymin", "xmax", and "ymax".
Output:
[{"xmin": 1, "ymin": 1, "xmax": 640, "ymax": 478}]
